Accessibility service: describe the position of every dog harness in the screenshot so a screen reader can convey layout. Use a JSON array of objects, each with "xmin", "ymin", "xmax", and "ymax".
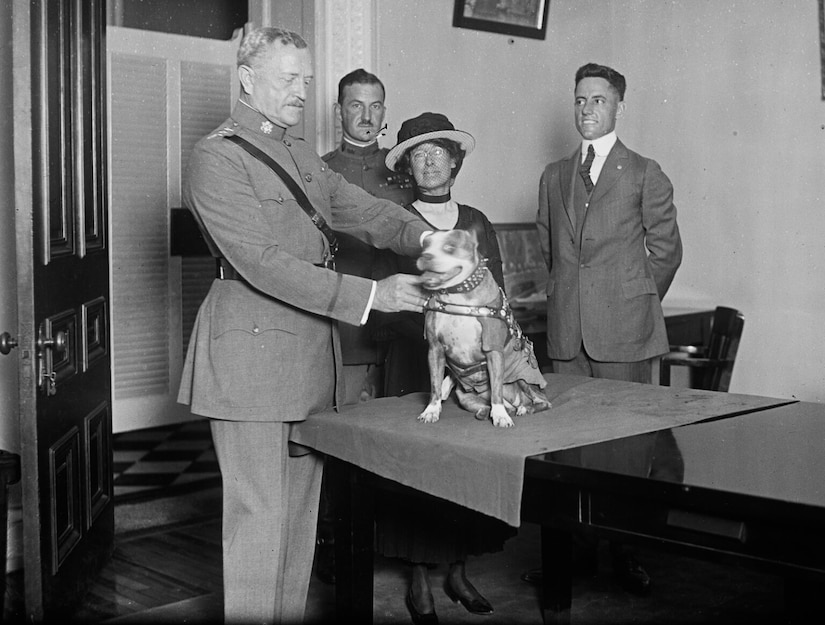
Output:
[{"xmin": 424, "ymin": 263, "xmax": 531, "ymax": 355}]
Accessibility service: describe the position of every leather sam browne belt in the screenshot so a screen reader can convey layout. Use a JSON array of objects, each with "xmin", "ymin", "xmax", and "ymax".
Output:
[{"xmin": 216, "ymin": 257, "xmax": 335, "ymax": 281}]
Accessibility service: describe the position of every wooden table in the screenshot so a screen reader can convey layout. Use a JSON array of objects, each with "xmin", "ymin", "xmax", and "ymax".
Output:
[{"xmin": 290, "ymin": 377, "xmax": 806, "ymax": 623}]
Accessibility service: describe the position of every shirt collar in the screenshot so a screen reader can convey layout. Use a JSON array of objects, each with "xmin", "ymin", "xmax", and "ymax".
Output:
[
  {"xmin": 234, "ymin": 99, "xmax": 288, "ymax": 140},
  {"xmin": 341, "ymin": 137, "xmax": 381, "ymax": 156},
  {"xmin": 582, "ymin": 131, "xmax": 617, "ymax": 157}
]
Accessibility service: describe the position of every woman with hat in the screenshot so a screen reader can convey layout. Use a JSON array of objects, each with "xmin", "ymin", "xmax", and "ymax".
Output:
[
  {"xmin": 372, "ymin": 112, "xmax": 512, "ymax": 624},
  {"xmin": 372, "ymin": 112, "xmax": 505, "ymax": 397}
]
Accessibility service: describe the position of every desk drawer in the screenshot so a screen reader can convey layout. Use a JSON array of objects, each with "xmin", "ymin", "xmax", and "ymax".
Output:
[{"xmin": 587, "ymin": 492, "xmax": 825, "ymax": 575}]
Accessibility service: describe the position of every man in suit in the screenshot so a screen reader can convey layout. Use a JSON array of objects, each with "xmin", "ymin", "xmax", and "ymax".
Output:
[
  {"xmin": 179, "ymin": 27, "xmax": 430, "ymax": 624},
  {"xmin": 534, "ymin": 62, "xmax": 682, "ymax": 594}
]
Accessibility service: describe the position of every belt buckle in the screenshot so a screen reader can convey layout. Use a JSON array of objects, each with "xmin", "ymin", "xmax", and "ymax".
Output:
[{"xmin": 324, "ymin": 257, "xmax": 336, "ymax": 271}]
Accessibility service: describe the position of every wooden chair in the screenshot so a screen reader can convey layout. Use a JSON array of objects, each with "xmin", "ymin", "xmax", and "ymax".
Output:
[{"xmin": 659, "ymin": 306, "xmax": 745, "ymax": 392}]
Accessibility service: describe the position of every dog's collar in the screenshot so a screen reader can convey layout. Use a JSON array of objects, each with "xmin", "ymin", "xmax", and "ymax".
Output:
[{"xmin": 429, "ymin": 259, "xmax": 488, "ymax": 295}]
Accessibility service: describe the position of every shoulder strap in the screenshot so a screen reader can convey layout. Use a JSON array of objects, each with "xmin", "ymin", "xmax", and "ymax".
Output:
[{"xmin": 224, "ymin": 134, "xmax": 338, "ymax": 256}]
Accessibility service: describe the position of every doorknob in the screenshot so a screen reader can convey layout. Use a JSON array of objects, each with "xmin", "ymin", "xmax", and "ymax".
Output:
[
  {"xmin": 36, "ymin": 327, "xmax": 66, "ymax": 396},
  {"xmin": 0, "ymin": 332, "xmax": 17, "ymax": 355}
]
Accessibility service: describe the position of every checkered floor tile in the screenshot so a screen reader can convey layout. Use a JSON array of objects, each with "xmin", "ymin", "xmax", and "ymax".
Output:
[{"xmin": 113, "ymin": 419, "xmax": 221, "ymax": 502}]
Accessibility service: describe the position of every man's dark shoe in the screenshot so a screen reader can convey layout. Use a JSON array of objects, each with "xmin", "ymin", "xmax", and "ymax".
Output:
[
  {"xmin": 612, "ymin": 554, "xmax": 651, "ymax": 596},
  {"xmin": 520, "ymin": 567, "xmax": 542, "ymax": 584}
]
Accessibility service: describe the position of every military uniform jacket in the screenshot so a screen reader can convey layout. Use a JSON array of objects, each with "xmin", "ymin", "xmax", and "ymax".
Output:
[
  {"xmin": 536, "ymin": 139, "xmax": 682, "ymax": 362},
  {"xmin": 178, "ymin": 102, "xmax": 428, "ymax": 421},
  {"xmin": 322, "ymin": 141, "xmax": 414, "ymax": 364}
]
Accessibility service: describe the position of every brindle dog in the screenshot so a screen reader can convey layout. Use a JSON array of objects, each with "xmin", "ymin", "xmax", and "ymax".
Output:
[{"xmin": 417, "ymin": 229, "xmax": 551, "ymax": 427}]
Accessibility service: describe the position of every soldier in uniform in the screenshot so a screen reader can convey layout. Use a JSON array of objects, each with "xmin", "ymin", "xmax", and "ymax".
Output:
[
  {"xmin": 314, "ymin": 69, "xmax": 416, "ymax": 587},
  {"xmin": 179, "ymin": 27, "xmax": 430, "ymax": 624},
  {"xmin": 322, "ymin": 68, "xmax": 414, "ymax": 404}
]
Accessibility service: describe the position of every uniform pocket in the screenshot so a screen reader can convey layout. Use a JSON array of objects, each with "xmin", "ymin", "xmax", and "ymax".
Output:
[{"xmin": 621, "ymin": 277, "xmax": 657, "ymax": 299}]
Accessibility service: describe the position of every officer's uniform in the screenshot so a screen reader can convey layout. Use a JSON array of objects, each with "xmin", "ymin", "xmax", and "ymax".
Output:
[
  {"xmin": 322, "ymin": 141, "xmax": 414, "ymax": 401},
  {"xmin": 180, "ymin": 101, "xmax": 427, "ymax": 623}
]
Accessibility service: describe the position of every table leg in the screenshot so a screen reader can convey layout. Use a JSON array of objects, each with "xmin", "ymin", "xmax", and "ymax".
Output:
[
  {"xmin": 331, "ymin": 460, "xmax": 375, "ymax": 624},
  {"xmin": 540, "ymin": 524, "xmax": 573, "ymax": 625}
]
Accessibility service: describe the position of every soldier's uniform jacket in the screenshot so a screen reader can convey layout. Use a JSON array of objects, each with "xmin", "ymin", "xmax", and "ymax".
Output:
[
  {"xmin": 178, "ymin": 102, "xmax": 428, "ymax": 421},
  {"xmin": 322, "ymin": 141, "xmax": 415, "ymax": 365}
]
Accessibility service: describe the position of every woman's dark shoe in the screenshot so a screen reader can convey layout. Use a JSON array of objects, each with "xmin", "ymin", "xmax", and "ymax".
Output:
[
  {"xmin": 444, "ymin": 579, "xmax": 494, "ymax": 615},
  {"xmin": 406, "ymin": 587, "xmax": 438, "ymax": 625}
]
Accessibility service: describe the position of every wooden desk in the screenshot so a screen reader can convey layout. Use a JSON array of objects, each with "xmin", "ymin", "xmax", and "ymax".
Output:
[
  {"xmin": 290, "ymin": 378, "xmax": 801, "ymax": 623},
  {"xmin": 522, "ymin": 401, "xmax": 825, "ymax": 623}
]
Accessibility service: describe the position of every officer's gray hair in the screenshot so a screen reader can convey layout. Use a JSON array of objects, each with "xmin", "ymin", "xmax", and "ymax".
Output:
[{"xmin": 237, "ymin": 27, "xmax": 308, "ymax": 69}]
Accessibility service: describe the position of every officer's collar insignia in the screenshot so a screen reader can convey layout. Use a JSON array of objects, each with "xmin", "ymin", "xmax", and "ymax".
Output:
[{"xmin": 261, "ymin": 120, "xmax": 274, "ymax": 134}]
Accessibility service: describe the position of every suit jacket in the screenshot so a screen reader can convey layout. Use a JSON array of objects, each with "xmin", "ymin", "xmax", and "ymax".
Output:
[
  {"xmin": 178, "ymin": 102, "xmax": 428, "ymax": 421},
  {"xmin": 536, "ymin": 139, "xmax": 682, "ymax": 362},
  {"xmin": 322, "ymin": 141, "xmax": 414, "ymax": 364}
]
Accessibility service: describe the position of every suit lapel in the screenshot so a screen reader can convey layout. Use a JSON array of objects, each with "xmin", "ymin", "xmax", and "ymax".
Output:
[
  {"xmin": 560, "ymin": 147, "xmax": 579, "ymax": 230},
  {"xmin": 590, "ymin": 139, "xmax": 628, "ymax": 205}
]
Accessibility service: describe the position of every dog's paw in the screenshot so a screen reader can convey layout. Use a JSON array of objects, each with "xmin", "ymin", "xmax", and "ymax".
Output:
[
  {"xmin": 515, "ymin": 405, "xmax": 528, "ymax": 416},
  {"xmin": 490, "ymin": 404, "xmax": 515, "ymax": 428},
  {"xmin": 418, "ymin": 403, "xmax": 442, "ymax": 423}
]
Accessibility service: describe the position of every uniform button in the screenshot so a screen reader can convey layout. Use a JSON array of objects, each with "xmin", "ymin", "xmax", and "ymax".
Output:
[
  {"xmin": 585, "ymin": 202, "xmax": 589, "ymax": 208},
  {"xmin": 305, "ymin": 173, "xmax": 313, "ymax": 182},
  {"xmin": 363, "ymin": 165, "xmax": 369, "ymax": 171},
  {"xmin": 580, "ymin": 263, "xmax": 586, "ymax": 268},
  {"xmin": 283, "ymin": 139, "xmax": 291, "ymax": 147},
  {"xmin": 320, "ymin": 166, "xmax": 325, "ymax": 171},
  {"xmin": 252, "ymin": 326, "xmax": 260, "ymax": 334},
  {"xmin": 277, "ymin": 196, "xmax": 284, "ymax": 203}
]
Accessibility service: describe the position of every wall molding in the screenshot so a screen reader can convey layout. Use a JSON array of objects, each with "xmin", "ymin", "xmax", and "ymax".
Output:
[{"xmin": 315, "ymin": 0, "xmax": 377, "ymax": 154}]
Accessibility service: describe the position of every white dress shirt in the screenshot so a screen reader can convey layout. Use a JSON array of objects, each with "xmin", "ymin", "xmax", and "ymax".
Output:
[{"xmin": 582, "ymin": 131, "xmax": 618, "ymax": 186}]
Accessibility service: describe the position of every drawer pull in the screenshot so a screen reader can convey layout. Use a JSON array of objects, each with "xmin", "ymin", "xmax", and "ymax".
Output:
[{"xmin": 666, "ymin": 509, "xmax": 747, "ymax": 542}]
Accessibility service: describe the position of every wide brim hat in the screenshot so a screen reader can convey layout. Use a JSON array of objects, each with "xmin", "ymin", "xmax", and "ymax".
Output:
[{"xmin": 384, "ymin": 112, "xmax": 475, "ymax": 172}]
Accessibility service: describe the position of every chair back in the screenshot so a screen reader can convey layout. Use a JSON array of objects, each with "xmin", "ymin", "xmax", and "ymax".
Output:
[{"xmin": 698, "ymin": 306, "xmax": 745, "ymax": 392}]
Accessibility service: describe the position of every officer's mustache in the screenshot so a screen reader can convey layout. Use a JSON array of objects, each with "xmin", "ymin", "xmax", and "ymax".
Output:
[{"xmin": 364, "ymin": 123, "xmax": 388, "ymax": 136}]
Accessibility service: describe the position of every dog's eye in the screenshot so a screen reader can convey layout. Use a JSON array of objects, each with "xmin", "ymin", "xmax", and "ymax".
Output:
[{"xmin": 443, "ymin": 244, "xmax": 455, "ymax": 254}]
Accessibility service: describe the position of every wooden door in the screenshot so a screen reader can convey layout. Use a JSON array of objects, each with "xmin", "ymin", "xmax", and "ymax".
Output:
[{"xmin": 14, "ymin": 0, "xmax": 113, "ymax": 619}]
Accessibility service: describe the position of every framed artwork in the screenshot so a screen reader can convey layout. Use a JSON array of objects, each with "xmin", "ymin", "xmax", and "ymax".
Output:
[{"xmin": 453, "ymin": 0, "xmax": 549, "ymax": 40}]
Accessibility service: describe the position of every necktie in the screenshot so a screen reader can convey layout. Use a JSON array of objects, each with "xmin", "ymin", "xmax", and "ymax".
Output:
[{"xmin": 579, "ymin": 144, "xmax": 595, "ymax": 193}]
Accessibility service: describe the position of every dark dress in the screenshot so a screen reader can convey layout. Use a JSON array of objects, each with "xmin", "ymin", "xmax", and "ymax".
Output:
[
  {"xmin": 371, "ymin": 203, "xmax": 505, "ymax": 397},
  {"xmin": 371, "ymin": 202, "xmax": 515, "ymax": 565}
]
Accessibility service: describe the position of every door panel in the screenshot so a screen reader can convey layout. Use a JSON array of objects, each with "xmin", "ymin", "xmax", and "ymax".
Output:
[{"xmin": 16, "ymin": 0, "xmax": 113, "ymax": 619}]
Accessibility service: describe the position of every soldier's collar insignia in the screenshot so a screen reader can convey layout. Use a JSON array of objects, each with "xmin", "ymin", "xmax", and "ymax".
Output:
[{"xmin": 261, "ymin": 120, "xmax": 274, "ymax": 134}]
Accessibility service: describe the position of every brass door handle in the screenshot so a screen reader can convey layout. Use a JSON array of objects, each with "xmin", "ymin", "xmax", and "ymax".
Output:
[
  {"xmin": 0, "ymin": 331, "xmax": 17, "ymax": 355},
  {"xmin": 36, "ymin": 328, "xmax": 66, "ymax": 395}
]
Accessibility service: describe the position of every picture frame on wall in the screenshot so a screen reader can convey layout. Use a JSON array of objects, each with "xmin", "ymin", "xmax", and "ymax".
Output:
[{"xmin": 453, "ymin": 0, "xmax": 549, "ymax": 40}]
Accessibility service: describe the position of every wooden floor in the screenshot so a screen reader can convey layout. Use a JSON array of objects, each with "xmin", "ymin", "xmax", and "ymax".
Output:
[
  {"xmin": 3, "ymin": 482, "xmax": 787, "ymax": 624},
  {"xmin": 74, "ymin": 517, "xmax": 223, "ymax": 623}
]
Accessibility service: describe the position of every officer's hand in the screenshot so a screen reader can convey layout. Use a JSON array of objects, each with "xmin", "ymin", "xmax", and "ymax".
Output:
[{"xmin": 372, "ymin": 274, "xmax": 428, "ymax": 313}]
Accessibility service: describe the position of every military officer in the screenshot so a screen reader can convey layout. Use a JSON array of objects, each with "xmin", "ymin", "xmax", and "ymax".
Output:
[
  {"xmin": 179, "ymin": 27, "xmax": 430, "ymax": 624},
  {"xmin": 314, "ymin": 68, "xmax": 415, "ymax": 586},
  {"xmin": 322, "ymin": 68, "xmax": 414, "ymax": 404}
]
